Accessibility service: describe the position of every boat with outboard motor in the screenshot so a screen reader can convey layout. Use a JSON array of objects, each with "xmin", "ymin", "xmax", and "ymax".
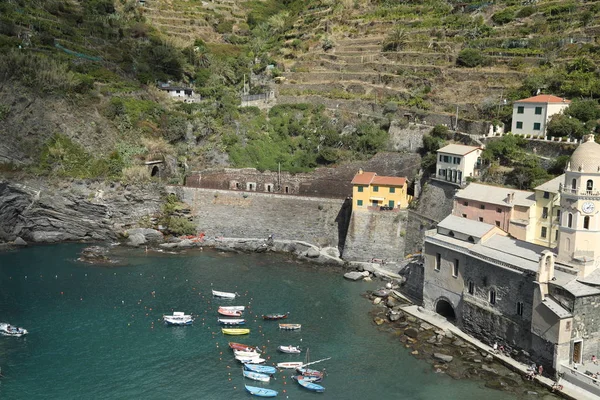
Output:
[
  {"xmin": 212, "ymin": 289, "xmax": 237, "ymax": 299},
  {"xmin": 218, "ymin": 318, "xmax": 245, "ymax": 326},
  {"xmin": 0, "ymin": 323, "xmax": 27, "ymax": 337},
  {"xmin": 244, "ymin": 364, "xmax": 277, "ymax": 375},
  {"xmin": 163, "ymin": 312, "xmax": 193, "ymax": 326},
  {"xmin": 277, "ymin": 345, "xmax": 301, "ymax": 354}
]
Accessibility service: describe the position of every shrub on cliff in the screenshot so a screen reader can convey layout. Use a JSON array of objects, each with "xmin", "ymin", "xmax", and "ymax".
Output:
[
  {"xmin": 167, "ymin": 217, "xmax": 196, "ymax": 236},
  {"xmin": 456, "ymin": 49, "xmax": 487, "ymax": 68}
]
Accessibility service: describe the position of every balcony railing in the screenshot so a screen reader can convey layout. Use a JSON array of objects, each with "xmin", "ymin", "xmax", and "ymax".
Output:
[{"xmin": 560, "ymin": 186, "xmax": 600, "ymax": 197}]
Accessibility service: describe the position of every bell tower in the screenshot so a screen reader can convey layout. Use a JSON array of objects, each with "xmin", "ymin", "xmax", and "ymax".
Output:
[{"xmin": 557, "ymin": 135, "xmax": 600, "ymax": 276}]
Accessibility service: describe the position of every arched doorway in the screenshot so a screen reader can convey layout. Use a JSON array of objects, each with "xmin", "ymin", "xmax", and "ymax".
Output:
[
  {"xmin": 435, "ymin": 299, "xmax": 456, "ymax": 321},
  {"xmin": 151, "ymin": 165, "xmax": 160, "ymax": 177}
]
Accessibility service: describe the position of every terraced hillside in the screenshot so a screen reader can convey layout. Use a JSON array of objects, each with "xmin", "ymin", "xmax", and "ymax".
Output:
[{"xmin": 275, "ymin": 0, "xmax": 600, "ymax": 131}]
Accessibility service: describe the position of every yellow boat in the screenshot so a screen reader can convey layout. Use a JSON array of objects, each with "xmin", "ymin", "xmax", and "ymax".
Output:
[{"xmin": 222, "ymin": 328, "xmax": 250, "ymax": 335}]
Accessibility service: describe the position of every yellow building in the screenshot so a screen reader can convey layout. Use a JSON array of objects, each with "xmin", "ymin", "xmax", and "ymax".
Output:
[
  {"xmin": 351, "ymin": 170, "xmax": 411, "ymax": 211},
  {"xmin": 533, "ymin": 175, "xmax": 563, "ymax": 248}
]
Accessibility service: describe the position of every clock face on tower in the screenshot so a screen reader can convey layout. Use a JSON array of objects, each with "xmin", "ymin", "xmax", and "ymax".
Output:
[{"xmin": 582, "ymin": 201, "xmax": 595, "ymax": 214}]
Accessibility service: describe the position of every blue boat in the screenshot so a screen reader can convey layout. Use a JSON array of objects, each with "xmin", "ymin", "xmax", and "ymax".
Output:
[
  {"xmin": 244, "ymin": 364, "xmax": 278, "ymax": 375},
  {"xmin": 243, "ymin": 369, "xmax": 271, "ymax": 382},
  {"xmin": 294, "ymin": 376, "xmax": 325, "ymax": 393},
  {"xmin": 245, "ymin": 385, "xmax": 278, "ymax": 397}
]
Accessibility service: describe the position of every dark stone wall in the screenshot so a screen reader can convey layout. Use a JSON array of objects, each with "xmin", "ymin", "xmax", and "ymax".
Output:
[
  {"xmin": 572, "ymin": 295, "xmax": 600, "ymax": 363},
  {"xmin": 399, "ymin": 259, "xmax": 424, "ymax": 304}
]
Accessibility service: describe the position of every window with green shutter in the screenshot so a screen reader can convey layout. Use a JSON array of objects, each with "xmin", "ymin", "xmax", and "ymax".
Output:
[
  {"xmin": 373, "ymin": 186, "xmax": 379, "ymax": 192},
  {"xmin": 389, "ymin": 187, "xmax": 395, "ymax": 193},
  {"xmin": 357, "ymin": 186, "xmax": 363, "ymax": 192},
  {"xmin": 357, "ymin": 200, "xmax": 363, "ymax": 206}
]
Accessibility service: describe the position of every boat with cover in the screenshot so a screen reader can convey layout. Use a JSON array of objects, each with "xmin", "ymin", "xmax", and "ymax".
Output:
[
  {"xmin": 276, "ymin": 361, "xmax": 304, "ymax": 369},
  {"xmin": 218, "ymin": 318, "xmax": 245, "ymax": 325},
  {"xmin": 219, "ymin": 306, "xmax": 245, "ymax": 311},
  {"xmin": 262, "ymin": 312, "xmax": 289, "ymax": 320},
  {"xmin": 236, "ymin": 355, "xmax": 266, "ymax": 364},
  {"xmin": 244, "ymin": 364, "xmax": 277, "ymax": 375},
  {"xmin": 296, "ymin": 349, "xmax": 330, "ymax": 380},
  {"xmin": 277, "ymin": 345, "xmax": 301, "ymax": 354},
  {"xmin": 233, "ymin": 349, "xmax": 261, "ymax": 358},
  {"xmin": 218, "ymin": 308, "xmax": 243, "ymax": 317},
  {"xmin": 229, "ymin": 342, "xmax": 262, "ymax": 352},
  {"xmin": 294, "ymin": 375, "xmax": 325, "ymax": 392},
  {"xmin": 0, "ymin": 323, "xmax": 27, "ymax": 337},
  {"xmin": 243, "ymin": 369, "xmax": 271, "ymax": 383},
  {"xmin": 245, "ymin": 385, "xmax": 278, "ymax": 398},
  {"xmin": 163, "ymin": 312, "xmax": 193, "ymax": 326},
  {"xmin": 279, "ymin": 323, "xmax": 301, "ymax": 330},
  {"xmin": 212, "ymin": 289, "xmax": 237, "ymax": 299},
  {"xmin": 222, "ymin": 328, "xmax": 250, "ymax": 335}
]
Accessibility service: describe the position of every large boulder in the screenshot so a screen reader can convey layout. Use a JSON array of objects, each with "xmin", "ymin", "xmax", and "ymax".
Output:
[
  {"xmin": 433, "ymin": 353, "xmax": 453, "ymax": 363},
  {"xmin": 127, "ymin": 233, "xmax": 146, "ymax": 247},
  {"xmin": 126, "ymin": 228, "xmax": 164, "ymax": 243},
  {"xmin": 344, "ymin": 271, "xmax": 364, "ymax": 281},
  {"xmin": 405, "ymin": 327, "xmax": 419, "ymax": 339},
  {"xmin": 14, "ymin": 237, "xmax": 27, "ymax": 246},
  {"xmin": 305, "ymin": 247, "xmax": 320, "ymax": 258}
]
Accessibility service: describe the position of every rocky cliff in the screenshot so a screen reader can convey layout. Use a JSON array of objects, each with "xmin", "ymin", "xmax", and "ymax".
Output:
[{"xmin": 0, "ymin": 179, "xmax": 163, "ymax": 243}]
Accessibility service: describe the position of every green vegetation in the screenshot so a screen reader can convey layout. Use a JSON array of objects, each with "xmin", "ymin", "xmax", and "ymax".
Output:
[{"xmin": 160, "ymin": 194, "xmax": 196, "ymax": 236}]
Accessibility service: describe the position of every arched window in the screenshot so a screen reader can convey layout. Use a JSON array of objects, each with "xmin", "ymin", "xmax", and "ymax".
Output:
[
  {"xmin": 584, "ymin": 216, "xmax": 590, "ymax": 230},
  {"xmin": 568, "ymin": 213, "xmax": 573, "ymax": 228},
  {"xmin": 572, "ymin": 178, "xmax": 577, "ymax": 190},
  {"xmin": 587, "ymin": 180, "xmax": 594, "ymax": 192}
]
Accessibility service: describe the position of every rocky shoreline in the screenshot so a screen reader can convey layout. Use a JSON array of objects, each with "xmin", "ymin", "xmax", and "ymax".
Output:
[{"xmin": 366, "ymin": 288, "xmax": 562, "ymax": 400}]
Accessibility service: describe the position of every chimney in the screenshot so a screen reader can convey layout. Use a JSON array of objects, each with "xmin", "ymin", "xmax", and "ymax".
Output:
[
  {"xmin": 507, "ymin": 192, "xmax": 514, "ymax": 204},
  {"xmin": 358, "ymin": 168, "xmax": 363, "ymax": 175}
]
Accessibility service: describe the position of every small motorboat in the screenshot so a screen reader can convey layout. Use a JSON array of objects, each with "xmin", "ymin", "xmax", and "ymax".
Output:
[
  {"xmin": 296, "ymin": 367, "xmax": 325, "ymax": 380},
  {"xmin": 236, "ymin": 355, "xmax": 266, "ymax": 364},
  {"xmin": 279, "ymin": 323, "xmax": 301, "ymax": 330},
  {"xmin": 278, "ymin": 345, "xmax": 301, "ymax": 354},
  {"xmin": 218, "ymin": 318, "xmax": 245, "ymax": 326},
  {"xmin": 245, "ymin": 384, "xmax": 278, "ymax": 398},
  {"xmin": 163, "ymin": 312, "xmax": 193, "ymax": 326},
  {"xmin": 233, "ymin": 349, "xmax": 261, "ymax": 358},
  {"xmin": 0, "ymin": 323, "xmax": 27, "ymax": 337},
  {"xmin": 244, "ymin": 364, "xmax": 277, "ymax": 375},
  {"xmin": 276, "ymin": 361, "xmax": 304, "ymax": 369},
  {"xmin": 294, "ymin": 375, "xmax": 325, "ymax": 392},
  {"xmin": 219, "ymin": 306, "xmax": 245, "ymax": 311},
  {"xmin": 293, "ymin": 374, "xmax": 322, "ymax": 383},
  {"xmin": 262, "ymin": 312, "xmax": 289, "ymax": 320},
  {"xmin": 243, "ymin": 369, "xmax": 271, "ymax": 383},
  {"xmin": 222, "ymin": 328, "xmax": 250, "ymax": 335},
  {"xmin": 229, "ymin": 342, "xmax": 261, "ymax": 352},
  {"xmin": 218, "ymin": 308, "xmax": 243, "ymax": 317},
  {"xmin": 212, "ymin": 289, "xmax": 237, "ymax": 299}
]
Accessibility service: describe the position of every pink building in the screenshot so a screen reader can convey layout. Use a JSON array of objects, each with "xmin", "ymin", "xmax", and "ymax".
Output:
[{"xmin": 453, "ymin": 183, "xmax": 536, "ymax": 241}]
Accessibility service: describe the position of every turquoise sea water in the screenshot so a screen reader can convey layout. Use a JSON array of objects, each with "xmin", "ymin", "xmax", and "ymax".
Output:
[{"xmin": 0, "ymin": 244, "xmax": 519, "ymax": 400}]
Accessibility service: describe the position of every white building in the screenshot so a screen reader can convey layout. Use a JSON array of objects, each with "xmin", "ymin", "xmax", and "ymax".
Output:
[
  {"xmin": 158, "ymin": 82, "xmax": 196, "ymax": 102},
  {"xmin": 511, "ymin": 94, "xmax": 570, "ymax": 137},
  {"xmin": 435, "ymin": 144, "xmax": 483, "ymax": 186}
]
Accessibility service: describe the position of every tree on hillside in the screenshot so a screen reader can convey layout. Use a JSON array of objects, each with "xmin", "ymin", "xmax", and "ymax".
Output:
[
  {"xmin": 383, "ymin": 26, "xmax": 408, "ymax": 52},
  {"xmin": 565, "ymin": 99, "xmax": 600, "ymax": 124},
  {"xmin": 546, "ymin": 114, "xmax": 587, "ymax": 139},
  {"xmin": 481, "ymin": 134, "xmax": 525, "ymax": 165},
  {"xmin": 456, "ymin": 48, "xmax": 487, "ymax": 68}
]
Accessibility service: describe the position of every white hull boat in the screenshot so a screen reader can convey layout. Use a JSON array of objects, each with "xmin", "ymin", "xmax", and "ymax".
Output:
[
  {"xmin": 278, "ymin": 345, "xmax": 301, "ymax": 354},
  {"xmin": 233, "ymin": 349, "xmax": 261, "ymax": 358},
  {"xmin": 218, "ymin": 318, "xmax": 246, "ymax": 326},
  {"xmin": 218, "ymin": 306, "xmax": 245, "ymax": 311},
  {"xmin": 243, "ymin": 369, "xmax": 271, "ymax": 383},
  {"xmin": 236, "ymin": 355, "xmax": 266, "ymax": 364},
  {"xmin": 276, "ymin": 361, "xmax": 304, "ymax": 369},
  {"xmin": 0, "ymin": 323, "xmax": 27, "ymax": 337},
  {"xmin": 212, "ymin": 289, "xmax": 237, "ymax": 299},
  {"xmin": 163, "ymin": 312, "xmax": 193, "ymax": 326}
]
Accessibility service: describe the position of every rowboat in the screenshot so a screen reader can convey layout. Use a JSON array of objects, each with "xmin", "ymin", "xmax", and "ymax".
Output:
[
  {"xmin": 262, "ymin": 312, "xmax": 289, "ymax": 320},
  {"xmin": 163, "ymin": 312, "xmax": 193, "ymax": 326},
  {"xmin": 218, "ymin": 318, "xmax": 245, "ymax": 325},
  {"xmin": 244, "ymin": 364, "xmax": 277, "ymax": 375},
  {"xmin": 219, "ymin": 306, "xmax": 245, "ymax": 311},
  {"xmin": 233, "ymin": 349, "xmax": 261, "ymax": 358},
  {"xmin": 222, "ymin": 328, "xmax": 250, "ymax": 335},
  {"xmin": 229, "ymin": 342, "xmax": 262, "ymax": 352},
  {"xmin": 212, "ymin": 289, "xmax": 237, "ymax": 299},
  {"xmin": 218, "ymin": 308, "xmax": 243, "ymax": 317},
  {"xmin": 279, "ymin": 323, "xmax": 301, "ymax": 330},
  {"xmin": 294, "ymin": 375, "xmax": 325, "ymax": 392},
  {"xmin": 243, "ymin": 369, "xmax": 271, "ymax": 383},
  {"xmin": 236, "ymin": 355, "xmax": 266, "ymax": 364},
  {"xmin": 276, "ymin": 361, "xmax": 304, "ymax": 369},
  {"xmin": 277, "ymin": 345, "xmax": 301, "ymax": 354},
  {"xmin": 245, "ymin": 385, "xmax": 278, "ymax": 398}
]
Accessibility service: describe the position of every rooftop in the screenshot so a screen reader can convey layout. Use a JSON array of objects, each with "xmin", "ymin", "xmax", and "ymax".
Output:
[
  {"xmin": 437, "ymin": 215, "xmax": 496, "ymax": 240},
  {"xmin": 534, "ymin": 174, "xmax": 564, "ymax": 194},
  {"xmin": 568, "ymin": 135, "xmax": 600, "ymax": 173},
  {"xmin": 351, "ymin": 171, "xmax": 407, "ymax": 186},
  {"xmin": 437, "ymin": 144, "xmax": 482, "ymax": 156},
  {"xmin": 515, "ymin": 94, "xmax": 571, "ymax": 104},
  {"xmin": 455, "ymin": 183, "xmax": 535, "ymax": 208}
]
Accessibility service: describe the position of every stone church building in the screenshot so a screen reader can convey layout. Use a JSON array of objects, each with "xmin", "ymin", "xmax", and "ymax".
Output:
[{"xmin": 422, "ymin": 135, "xmax": 600, "ymax": 378}]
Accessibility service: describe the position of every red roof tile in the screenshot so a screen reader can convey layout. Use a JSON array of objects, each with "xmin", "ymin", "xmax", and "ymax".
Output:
[
  {"xmin": 515, "ymin": 95, "xmax": 570, "ymax": 104},
  {"xmin": 351, "ymin": 172, "xmax": 406, "ymax": 186}
]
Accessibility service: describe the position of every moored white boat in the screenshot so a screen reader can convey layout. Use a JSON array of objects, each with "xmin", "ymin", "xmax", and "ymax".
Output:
[
  {"xmin": 233, "ymin": 349, "xmax": 261, "ymax": 358},
  {"xmin": 236, "ymin": 355, "xmax": 266, "ymax": 364},
  {"xmin": 0, "ymin": 323, "xmax": 27, "ymax": 337},
  {"xmin": 218, "ymin": 318, "xmax": 245, "ymax": 325},
  {"xmin": 163, "ymin": 312, "xmax": 193, "ymax": 326},
  {"xmin": 278, "ymin": 345, "xmax": 301, "ymax": 354},
  {"xmin": 219, "ymin": 306, "xmax": 245, "ymax": 311},
  {"xmin": 279, "ymin": 323, "xmax": 301, "ymax": 330},
  {"xmin": 243, "ymin": 369, "xmax": 271, "ymax": 383},
  {"xmin": 276, "ymin": 361, "xmax": 304, "ymax": 369},
  {"xmin": 212, "ymin": 289, "xmax": 237, "ymax": 299}
]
